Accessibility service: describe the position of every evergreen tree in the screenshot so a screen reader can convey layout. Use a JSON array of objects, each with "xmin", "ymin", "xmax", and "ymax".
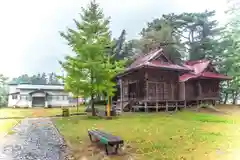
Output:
[
  {"xmin": 60, "ymin": 0, "xmax": 124, "ymax": 116},
  {"xmin": 219, "ymin": 0, "xmax": 240, "ymax": 104}
]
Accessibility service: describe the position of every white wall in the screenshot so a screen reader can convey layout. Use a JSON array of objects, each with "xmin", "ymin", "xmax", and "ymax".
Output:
[
  {"xmin": 17, "ymin": 99, "xmax": 30, "ymax": 107},
  {"xmin": 46, "ymin": 90, "xmax": 69, "ymax": 106},
  {"xmin": 7, "ymin": 84, "xmax": 74, "ymax": 107},
  {"xmin": 8, "ymin": 87, "xmax": 34, "ymax": 107},
  {"xmin": 47, "ymin": 99, "xmax": 69, "ymax": 107},
  {"xmin": 8, "ymin": 94, "xmax": 31, "ymax": 107},
  {"xmin": 8, "ymin": 94, "xmax": 19, "ymax": 107}
]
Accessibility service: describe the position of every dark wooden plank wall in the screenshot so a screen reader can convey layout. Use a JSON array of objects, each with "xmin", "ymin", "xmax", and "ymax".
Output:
[
  {"xmin": 145, "ymin": 68, "xmax": 179, "ymax": 101},
  {"xmin": 185, "ymin": 79, "xmax": 220, "ymax": 100},
  {"xmin": 121, "ymin": 70, "xmax": 145, "ymax": 101},
  {"xmin": 185, "ymin": 80, "xmax": 198, "ymax": 100},
  {"xmin": 200, "ymin": 79, "xmax": 220, "ymax": 98}
]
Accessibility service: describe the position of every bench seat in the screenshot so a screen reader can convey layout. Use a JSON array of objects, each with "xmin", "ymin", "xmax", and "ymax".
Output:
[{"xmin": 88, "ymin": 129, "xmax": 124, "ymax": 155}]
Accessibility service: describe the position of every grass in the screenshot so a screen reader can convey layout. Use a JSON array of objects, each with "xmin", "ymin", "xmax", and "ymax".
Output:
[
  {"xmin": 0, "ymin": 106, "xmax": 85, "ymax": 136},
  {"xmin": 0, "ymin": 106, "xmax": 84, "ymax": 118},
  {"xmin": 54, "ymin": 108, "xmax": 240, "ymax": 160},
  {"xmin": 0, "ymin": 119, "xmax": 19, "ymax": 136}
]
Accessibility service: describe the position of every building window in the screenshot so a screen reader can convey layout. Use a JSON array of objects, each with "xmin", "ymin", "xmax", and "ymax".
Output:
[
  {"xmin": 12, "ymin": 94, "xmax": 18, "ymax": 99},
  {"xmin": 47, "ymin": 96, "xmax": 52, "ymax": 101},
  {"xmin": 62, "ymin": 96, "xmax": 67, "ymax": 100},
  {"xmin": 20, "ymin": 96, "xmax": 25, "ymax": 100},
  {"xmin": 21, "ymin": 95, "xmax": 29, "ymax": 100}
]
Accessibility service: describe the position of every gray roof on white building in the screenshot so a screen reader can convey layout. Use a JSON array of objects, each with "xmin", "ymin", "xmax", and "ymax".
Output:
[{"xmin": 16, "ymin": 84, "xmax": 64, "ymax": 90}]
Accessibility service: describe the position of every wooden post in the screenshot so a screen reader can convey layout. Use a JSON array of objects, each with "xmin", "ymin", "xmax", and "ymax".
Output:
[
  {"xmin": 146, "ymin": 81, "xmax": 149, "ymax": 101},
  {"xmin": 171, "ymin": 83, "xmax": 174, "ymax": 100},
  {"xmin": 156, "ymin": 102, "xmax": 158, "ymax": 112},
  {"xmin": 145, "ymin": 102, "xmax": 147, "ymax": 112},
  {"xmin": 165, "ymin": 101, "xmax": 168, "ymax": 112},
  {"xmin": 120, "ymin": 79, "xmax": 123, "ymax": 112},
  {"xmin": 175, "ymin": 102, "xmax": 178, "ymax": 111},
  {"xmin": 213, "ymin": 100, "xmax": 216, "ymax": 106},
  {"xmin": 156, "ymin": 82, "xmax": 158, "ymax": 112},
  {"xmin": 198, "ymin": 81, "xmax": 202, "ymax": 98},
  {"xmin": 145, "ymin": 72, "xmax": 148, "ymax": 101},
  {"xmin": 144, "ymin": 71, "xmax": 148, "ymax": 113}
]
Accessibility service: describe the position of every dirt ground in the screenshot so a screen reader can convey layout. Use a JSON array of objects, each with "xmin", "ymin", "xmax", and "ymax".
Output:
[{"xmin": 214, "ymin": 104, "xmax": 240, "ymax": 115}]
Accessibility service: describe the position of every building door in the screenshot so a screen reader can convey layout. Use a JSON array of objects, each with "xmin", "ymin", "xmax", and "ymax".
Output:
[
  {"xmin": 32, "ymin": 97, "xmax": 45, "ymax": 107},
  {"xmin": 128, "ymin": 82, "xmax": 137, "ymax": 99}
]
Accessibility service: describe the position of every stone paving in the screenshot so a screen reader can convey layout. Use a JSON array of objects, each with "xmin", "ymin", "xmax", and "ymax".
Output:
[{"xmin": 0, "ymin": 118, "xmax": 66, "ymax": 160}]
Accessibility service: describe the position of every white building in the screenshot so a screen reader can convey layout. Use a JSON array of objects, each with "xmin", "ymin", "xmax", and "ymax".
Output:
[{"xmin": 8, "ymin": 83, "xmax": 75, "ymax": 107}]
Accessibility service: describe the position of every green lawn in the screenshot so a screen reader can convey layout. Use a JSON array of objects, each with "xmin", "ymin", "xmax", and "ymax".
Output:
[
  {"xmin": 54, "ymin": 110, "xmax": 240, "ymax": 160},
  {"xmin": 0, "ymin": 119, "xmax": 19, "ymax": 136},
  {"xmin": 0, "ymin": 106, "xmax": 84, "ymax": 136}
]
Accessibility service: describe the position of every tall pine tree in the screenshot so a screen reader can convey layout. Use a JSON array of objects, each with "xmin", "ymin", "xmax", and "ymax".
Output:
[{"xmin": 60, "ymin": 0, "xmax": 124, "ymax": 116}]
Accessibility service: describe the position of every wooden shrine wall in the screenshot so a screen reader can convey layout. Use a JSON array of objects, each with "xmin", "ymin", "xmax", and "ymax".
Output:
[
  {"xmin": 145, "ymin": 68, "xmax": 179, "ymax": 101},
  {"xmin": 200, "ymin": 79, "xmax": 220, "ymax": 98}
]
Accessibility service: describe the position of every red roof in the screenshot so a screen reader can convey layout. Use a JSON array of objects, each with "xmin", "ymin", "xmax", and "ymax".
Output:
[
  {"xmin": 126, "ymin": 49, "xmax": 191, "ymax": 72},
  {"xmin": 184, "ymin": 59, "xmax": 210, "ymax": 74},
  {"xmin": 179, "ymin": 60, "xmax": 231, "ymax": 82},
  {"xmin": 120, "ymin": 48, "xmax": 231, "ymax": 81},
  {"xmin": 179, "ymin": 73, "xmax": 198, "ymax": 82},
  {"xmin": 148, "ymin": 60, "xmax": 191, "ymax": 71},
  {"xmin": 129, "ymin": 49, "xmax": 163, "ymax": 68},
  {"xmin": 201, "ymin": 72, "xmax": 231, "ymax": 80}
]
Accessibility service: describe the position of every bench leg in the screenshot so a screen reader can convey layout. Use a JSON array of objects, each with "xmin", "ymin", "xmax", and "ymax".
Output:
[
  {"xmin": 88, "ymin": 134, "xmax": 93, "ymax": 142},
  {"xmin": 105, "ymin": 144, "xmax": 109, "ymax": 155},
  {"xmin": 115, "ymin": 144, "xmax": 119, "ymax": 154}
]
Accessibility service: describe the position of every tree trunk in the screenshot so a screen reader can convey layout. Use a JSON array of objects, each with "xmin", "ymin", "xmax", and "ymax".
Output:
[
  {"xmin": 232, "ymin": 91, "xmax": 238, "ymax": 105},
  {"xmin": 91, "ymin": 93, "xmax": 96, "ymax": 116},
  {"xmin": 223, "ymin": 93, "xmax": 228, "ymax": 104},
  {"xmin": 90, "ymin": 69, "xmax": 96, "ymax": 116},
  {"xmin": 77, "ymin": 96, "xmax": 79, "ymax": 112}
]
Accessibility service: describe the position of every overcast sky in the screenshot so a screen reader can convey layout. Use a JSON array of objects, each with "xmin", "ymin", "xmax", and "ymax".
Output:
[{"xmin": 0, "ymin": 0, "xmax": 227, "ymax": 78}]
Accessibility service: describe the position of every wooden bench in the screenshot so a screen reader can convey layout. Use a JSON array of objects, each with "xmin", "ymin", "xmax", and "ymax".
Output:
[{"xmin": 88, "ymin": 129, "xmax": 124, "ymax": 155}]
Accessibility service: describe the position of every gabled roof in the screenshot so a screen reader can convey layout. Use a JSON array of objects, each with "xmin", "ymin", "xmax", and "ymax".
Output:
[
  {"xmin": 120, "ymin": 48, "xmax": 191, "ymax": 76},
  {"xmin": 179, "ymin": 59, "xmax": 231, "ymax": 82},
  {"xmin": 146, "ymin": 60, "xmax": 191, "ymax": 71},
  {"xmin": 8, "ymin": 92, "xmax": 20, "ymax": 95},
  {"xmin": 184, "ymin": 59, "xmax": 210, "ymax": 75},
  {"xmin": 129, "ymin": 49, "xmax": 166, "ymax": 68},
  {"xmin": 29, "ymin": 89, "xmax": 52, "ymax": 95}
]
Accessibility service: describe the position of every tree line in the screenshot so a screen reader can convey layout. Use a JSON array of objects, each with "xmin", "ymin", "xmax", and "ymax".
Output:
[{"xmin": 10, "ymin": 72, "xmax": 61, "ymax": 85}]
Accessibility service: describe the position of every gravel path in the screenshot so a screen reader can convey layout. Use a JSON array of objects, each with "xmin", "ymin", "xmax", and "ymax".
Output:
[{"xmin": 0, "ymin": 118, "xmax": 66, "ymax": 160}]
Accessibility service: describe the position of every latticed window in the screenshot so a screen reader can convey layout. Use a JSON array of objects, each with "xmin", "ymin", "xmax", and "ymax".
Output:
[
  {"xmin": 157, "ymin": 82, "xmax": 164, "ymax": 100},
  {"xmin": 148, "ymin": 82, "xmax": 157, "ymax": 100}
]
